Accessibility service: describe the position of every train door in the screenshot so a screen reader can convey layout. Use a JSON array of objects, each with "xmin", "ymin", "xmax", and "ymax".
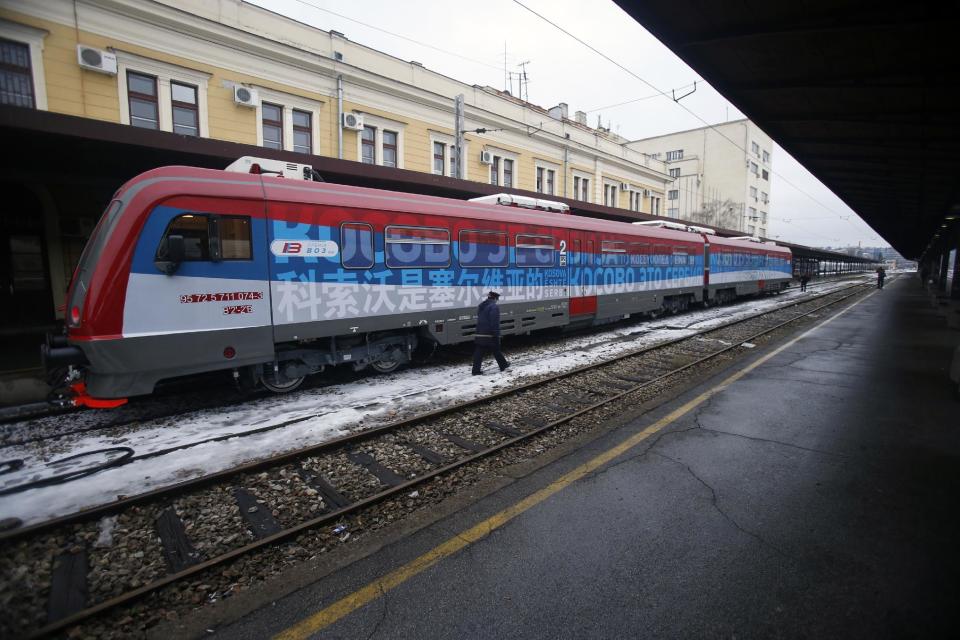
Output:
[{"xmin": 569, "ymin": 231, "xmax": 597, "ymax": 317}]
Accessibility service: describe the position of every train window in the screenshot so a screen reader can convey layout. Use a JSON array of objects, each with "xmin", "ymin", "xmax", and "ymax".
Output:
[
  {"xmin": 219, "ymin": 217, "xmax": 252, "ymax": 260},
  {"xmin": 601, "ymin": 240, "xmax": 626, "ymax": 266},
  {"xmin": 458, "ymin": 230, "xmax": 508, "ymax": 267},
  {"xmin": 341, "ymin": 222, "xmax": 375, "ymax": 269},
  {"xmin": 515, "ymin": 234, "xmax": 555, "ymax": 267},
  {"xmin": 156, "ymin": 214, "xmax": 251, "ymax": 262},
  {"xmin": 385, "ymin": 226, "xmax": 450, "ymax": 268}
]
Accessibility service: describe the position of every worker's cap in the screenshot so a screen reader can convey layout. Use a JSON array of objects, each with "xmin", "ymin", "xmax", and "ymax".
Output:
[{"xmin": 487, "ymin": 291, "xmax": 500, "ymax": 299}]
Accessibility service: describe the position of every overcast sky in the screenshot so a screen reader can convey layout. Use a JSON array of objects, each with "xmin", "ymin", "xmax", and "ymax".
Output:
[{"xmin": 249, "ymin": 0, "xmax": 889, "ymax": 249}]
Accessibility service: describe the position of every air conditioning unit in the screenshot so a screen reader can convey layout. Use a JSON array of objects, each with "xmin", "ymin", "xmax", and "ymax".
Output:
[
  {"xmin": 342, "ymin": 112, "xmax": 364, "ymax": 130},
  {"xmin": 76, "ymin": 45, "xmax": 117, "ymax": 75},
  {"xmin": 480, "ymin": 150, "xmax": 494, "ymax": 164},
  {"xmin": 234, "ymin": 86, "xmax": 258, "ymax": 107}
]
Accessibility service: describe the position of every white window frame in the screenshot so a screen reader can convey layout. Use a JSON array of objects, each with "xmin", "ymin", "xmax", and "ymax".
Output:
[
  {"xmin": 668, "ymin": 167, "xmax": 681, "ymax": 178},
  {"xmin": 534, "ymin": 159, "xmax": 559, "ymax": 195},
  {"xmin": 355, "ymin": 112, "xmax": 406, "ymax": 169},
  {"xmin": 667, "ymin": 189, "xmax": 679, "ymax": 201},
  {"xmin": 666, "ymin": 149, "xmax": 683, "ymax": 161},
  {"xmin": 666, "ymin": 206, "xmax": 679, "ymax": 218},
  {"xmin": 750, "ymin": 186, "xmax": 758, "ymax": 201},
  {"xmin": 629, "ymin": 189, "xmax": 642, "ymax": 212},
  {"xmin": 572, "ymin": 170, "xmax": 592, "ymax": 202},
  {"xmin": 762, "ymin": 150, "xmax": 770, "ymax": 164},
  {"xmin": 429, "ymin": 131, "xmax": 465, "ymax": 178},
  {"xmin": 751, "ymin": 141, "xmax": 760, "ymax": 156},
  {"xmin": 117, "ymin": 51, "xmax": 209, "ymax": 137},
  {"xmin": 253, "ymin": 86, "xmax": 321, "ymax": 154},
  {"xmin": 761, "ymin": 191, "xmax": 768, "ymax": 204},
  {"xmin": 486, "ymin": 148, "xmax": 517, "ymax": 187},
  {"xmin": 750, "ymin": 161, "xmax": 759, "ymax": 176},
  {"xmin": 603, "ymin": 181, "xmax": 620, "ymax": 207},
  {"xmin": 0, "ymin": 20, "xmax": 48, "ymax": 110}
]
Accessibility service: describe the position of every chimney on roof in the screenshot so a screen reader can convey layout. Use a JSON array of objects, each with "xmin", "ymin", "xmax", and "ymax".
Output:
[
  {"xmin": 548, "ymin": 102, "xmax": 569, "ymax": 120},
  {"xmin": 574, "ymin": 110, "xmax": 587, "ymax": 125}
]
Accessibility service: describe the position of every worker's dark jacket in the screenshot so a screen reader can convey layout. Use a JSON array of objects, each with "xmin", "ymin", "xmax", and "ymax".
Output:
[{"xmin": 475, "ymin": 299, "xmax": 501, "ymax": 337}]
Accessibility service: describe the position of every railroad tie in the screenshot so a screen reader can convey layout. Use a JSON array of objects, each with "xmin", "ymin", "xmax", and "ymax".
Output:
[
  {"xmin": 346, "ymin": 451, "xmax": 407, "ymax": 487},
  {"xmin": 402, "ymin": 442, "xmax": 448, "ymax": 466},
  {"xmin": 483, "ymin": 420, "xmax": 524, "ymax": 437},
  {"xmin": 517, "ymin": 414, "xmax": 550, "ymax": 429},
  {"xmin": 542, "ymin": 400, "xmax": 572, "ymax": 412},
  {"xmin": 47, "ymin": 550, "xmax": 88, "ymax": 624},
  {"xmin": 233, "ymin": 488, "xmax": 282, "ymax": 539},
  {"xmin": 613, "ymin": 374, "xmax": 652, "ymax": 384},
  {"xmin": 296, "ymin": 465, "xmax": 350, "ymax": 510},
  {"xmin": 443, "ymin": 433, "xmax": 486, "ymax": 453},
  {"xmin": 155, "ymin": 507, "xmax": 203, "ymax": 573},
  {"xmin": 601, "ymin": 377, "xmax": 635, "ymax": 391}
]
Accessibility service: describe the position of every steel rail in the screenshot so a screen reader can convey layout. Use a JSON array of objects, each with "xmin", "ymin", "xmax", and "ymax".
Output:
[{"xmin": 16, "ymin": 283, "xmax": 871, "ymax": 639}]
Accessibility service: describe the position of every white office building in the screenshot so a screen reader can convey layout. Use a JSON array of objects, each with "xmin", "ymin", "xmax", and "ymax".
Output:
[{"xmin": 626, "ymin": 119, "xmax": 773, "ymax": 236}]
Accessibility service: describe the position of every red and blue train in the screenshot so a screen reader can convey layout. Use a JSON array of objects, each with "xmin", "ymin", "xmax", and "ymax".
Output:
[{"xmin": 45, "ymin": 157, "xmax": 792, "ymax": 405}]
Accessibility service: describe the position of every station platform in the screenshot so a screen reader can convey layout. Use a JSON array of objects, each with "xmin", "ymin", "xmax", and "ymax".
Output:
[{"xmin": 195, "ymin": 275, "xmax": 959, "ymax": 639}]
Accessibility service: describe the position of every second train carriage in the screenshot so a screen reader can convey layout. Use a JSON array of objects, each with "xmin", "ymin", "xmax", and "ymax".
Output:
[{"xmin": 47, "ymin": 158, "xmax": 792, "ymax": 403}]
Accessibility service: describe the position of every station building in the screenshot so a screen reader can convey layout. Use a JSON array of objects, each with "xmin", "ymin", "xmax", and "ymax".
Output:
[
  {"xmin": 626, "ymin": 120, "xmax": 774, "ymax": 237},
  {"xmin": 0, "ymin": 0, "xmax": 676, "ymax": 331}
]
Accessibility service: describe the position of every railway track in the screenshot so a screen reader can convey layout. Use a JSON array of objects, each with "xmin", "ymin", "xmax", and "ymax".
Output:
[{"xmin": 0, "ymin": 281, "xmax": 872, "ymax": 639}]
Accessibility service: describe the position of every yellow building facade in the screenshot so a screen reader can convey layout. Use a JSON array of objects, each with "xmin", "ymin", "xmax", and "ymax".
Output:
[{"xmin": 0, "ymin": 0, "xmax": 670, "ymax": 324}]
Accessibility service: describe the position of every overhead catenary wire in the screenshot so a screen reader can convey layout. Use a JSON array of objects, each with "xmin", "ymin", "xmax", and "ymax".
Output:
[{"xmin": 511, "ymin": 0, "xmax": 876, "ymax": 243}]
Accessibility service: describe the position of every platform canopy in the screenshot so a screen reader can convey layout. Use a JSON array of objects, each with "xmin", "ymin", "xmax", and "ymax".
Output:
[{"xmin": 616, "ymin": 0, "xmax": 960, "ymax": 258}]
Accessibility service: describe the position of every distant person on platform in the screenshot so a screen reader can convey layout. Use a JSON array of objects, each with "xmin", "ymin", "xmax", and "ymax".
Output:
[
  {"xmin": 472, "ymin": 291, "xmax": 510, "ymax": 375},
  {"xmin": 799, "ymin": 271, "xmax": 811, "ymax": 292},
  {"xmin": 876, "ymin": 266, "xmax": 886, "ymax": 289}
]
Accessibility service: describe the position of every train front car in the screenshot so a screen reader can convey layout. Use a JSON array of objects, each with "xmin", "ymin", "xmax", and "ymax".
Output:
[
  {"xmin": 43, "ymin": 166, "xmax": 272, "ymax": 405},
  {"xmin": 256, "ymin": 179, "xmax": 573, "ymax": 391}
]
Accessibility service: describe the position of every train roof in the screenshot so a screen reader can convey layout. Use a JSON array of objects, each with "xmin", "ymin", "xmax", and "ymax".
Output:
[{"xmin": 121, "ymin": 166, "xmax": 788, "ymax": 254}]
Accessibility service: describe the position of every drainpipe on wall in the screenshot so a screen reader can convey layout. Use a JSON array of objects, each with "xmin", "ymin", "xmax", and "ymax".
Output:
[{"xmin": 337, "ymin": 75, "xmax": 344, "ymax": 160}]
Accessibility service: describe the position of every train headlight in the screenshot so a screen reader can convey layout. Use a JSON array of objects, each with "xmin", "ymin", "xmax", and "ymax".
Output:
[{"xmin": 69, "ymin": 306, "xmax": 81, "ymax": 327}]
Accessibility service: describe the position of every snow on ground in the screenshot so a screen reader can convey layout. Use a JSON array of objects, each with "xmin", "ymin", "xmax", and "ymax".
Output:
[{"xmin": 0, "ymin": 279, "xmax": 863, "ymax": 526}]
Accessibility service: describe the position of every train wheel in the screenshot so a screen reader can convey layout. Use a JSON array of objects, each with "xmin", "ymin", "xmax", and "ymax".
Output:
[
  {"xmin": 371, "ymin": 357, "xmax": 401, "ymax": 374},
  {"xmin": 261, "ymin": 371, "xmax": 306, "ymax": 393}
]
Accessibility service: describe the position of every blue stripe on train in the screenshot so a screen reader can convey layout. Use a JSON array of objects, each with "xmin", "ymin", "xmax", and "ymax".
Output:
[{"xmin": 131, "ymin": 211, "xmax": 788, "ymax": 285}]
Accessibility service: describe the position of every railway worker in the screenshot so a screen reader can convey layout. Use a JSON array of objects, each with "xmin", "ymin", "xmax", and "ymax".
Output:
[
  {"xmin": 472, "ymin": 291, "xmax": 510, "ymax": 375},
  {"xmin": 799, "ymin": 271, "xmax": 811, "ymax": 292},
  {"xmin": 876, "ymin": 266, "xmax": 886, "ymax": 290}
]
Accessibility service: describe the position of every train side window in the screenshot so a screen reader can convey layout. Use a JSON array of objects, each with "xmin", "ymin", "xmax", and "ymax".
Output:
[
  {"xmin": 341, "ymin": 222, "xmax": 375, "ymax": 269},
  {"xmin": 159, "ymin": 214, "xmax": 208, "ymax": 261},
  {"xmin": 459, "ymin": 230, "xmax": 508, "ymax": 267},
  {"xmin": 385, "ymin": 225, "xmax": 450, "ymax": 268},
  {"xmin": 601, "ymin": 240, "xmax": 626, "ymax": 266},
  {"xmin": 219, "ymin": 217, "xmax": 252, "ymax": 260},
  {"xmin": 156, "ymin": 214, "xmax": 251, "ymax": 262},
  {"xmin": 515, "ymin": 234, "xmax": 555, "ymax": 267}
]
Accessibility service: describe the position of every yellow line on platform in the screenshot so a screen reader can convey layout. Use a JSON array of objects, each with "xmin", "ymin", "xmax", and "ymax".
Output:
[{"xmin": 273, "ymin": 290, "xmax": 876, "ymax": 640}]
